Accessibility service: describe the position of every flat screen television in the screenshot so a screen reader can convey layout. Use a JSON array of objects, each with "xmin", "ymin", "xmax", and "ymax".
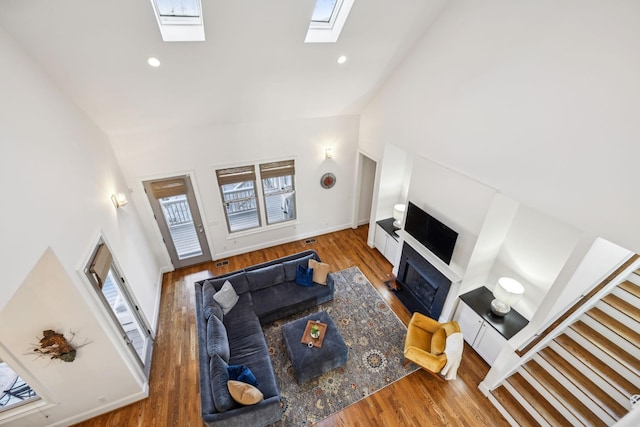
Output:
[{"xmin": 404, "ymin": 201, "xmax": 458, "ymax": 265}]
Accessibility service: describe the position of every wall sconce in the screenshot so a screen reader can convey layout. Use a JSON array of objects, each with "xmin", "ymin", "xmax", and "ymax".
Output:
[
  {"xmin": 491, "ymin": 277, "xmax": 525, "ymax": 316},
  {"xmin": 325, "ymin": 147, "xmax": 333, "ymax": 159},
  {"xmin": 111, "ymin": 193, "xmax": 128, "ymax": 208},
  {"xmin": 392, "ymin": 204, "xmax": 406, "ymax": 228}
]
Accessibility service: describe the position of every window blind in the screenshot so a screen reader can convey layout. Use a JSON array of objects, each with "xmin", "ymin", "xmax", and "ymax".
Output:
[
  {"xmin": 216, "ymin": 166, "xmax": 256, "ymax": 185},
  {"xmin": 259, "ymin": 160, "xmax": 295, "ymax": 179},
  {"xmin": 89, "ymin": 244, "xmax": 113, "ymax": 289},
  {"xmin": 150, "ymin": 177, "xmax": 187, "ymax": 199}
]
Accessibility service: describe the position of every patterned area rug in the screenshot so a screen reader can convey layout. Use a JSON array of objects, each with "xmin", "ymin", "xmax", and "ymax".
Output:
[{"xmin": 264, "ymin": 266, "xmax": 418, "ymax": 426}]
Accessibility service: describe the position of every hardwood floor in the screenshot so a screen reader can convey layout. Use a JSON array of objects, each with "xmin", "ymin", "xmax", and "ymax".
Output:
[{"xmin": 73, "ymin": 226, "xmax": 510, "ymax": 427}]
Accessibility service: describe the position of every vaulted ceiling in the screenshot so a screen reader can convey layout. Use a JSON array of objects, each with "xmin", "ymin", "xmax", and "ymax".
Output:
[{"xmin": 0, "ymin": 0, "xmax": 446, "ymax": 136}]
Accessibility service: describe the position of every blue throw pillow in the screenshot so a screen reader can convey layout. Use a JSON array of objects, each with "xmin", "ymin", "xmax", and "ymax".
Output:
[
  {"xmin": 295, "ymin": 265, "xmax": 314, "ymax": 287},
  {"xmin": 227, "ymin": 365, "xmax": 258, "ymax": 387}
]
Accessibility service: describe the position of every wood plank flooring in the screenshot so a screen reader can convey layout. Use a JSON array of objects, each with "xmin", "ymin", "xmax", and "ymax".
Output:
[{"xmin": 73, "ymin": 225, "xmax": 509, "ymax": 427}]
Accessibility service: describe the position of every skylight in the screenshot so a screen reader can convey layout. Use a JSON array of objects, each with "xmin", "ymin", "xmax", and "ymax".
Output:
[
  {"xmin": 150, "ymin": 0, "xmax": 205, "ymax": 42},
  {"xmin": 305, "ymin": 0, "xmax": 354, "ymax": 43},
  {"xmin": 311, "ymin": 0, "xmax": 339, "ymax": 24}
]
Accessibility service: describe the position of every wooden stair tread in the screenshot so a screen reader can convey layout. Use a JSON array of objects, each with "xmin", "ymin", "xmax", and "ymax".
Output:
[
  {"xmin": 507, "ymin": 372, "xmax": 571, "ymax": 426},
  {"xmin": 603, "ymin": 293, "xmax": 640, "ymax": 323},
  {"xmin": 523, "ymin": 360, "xmax": 608, "ymax": 427},
  {"xmin": 491, "ymin": 385, "xmax": 542, "ymax": 427},
  {"xmin": 586, "ymin": 307, "xmax": 640, "ymax": 348},
  {"xmin": 619, "ymin": 280, "xmax": 640, "ymax": 300},
  {"xmin": 554, "ymin": 333, "xmax": 638, "ymax": 397},
  {"xmin": 570, "ymin": 321, "xmax": 640, "ymax": 373},
  {"xmin": 540, "ymin": 347, "xmax": 627, "ymax": 419}
]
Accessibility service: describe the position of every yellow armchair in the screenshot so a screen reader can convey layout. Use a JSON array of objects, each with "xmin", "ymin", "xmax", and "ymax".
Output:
[{"xmin": 403, "ymin": 312, "xmax": 461, "ymax": 377}]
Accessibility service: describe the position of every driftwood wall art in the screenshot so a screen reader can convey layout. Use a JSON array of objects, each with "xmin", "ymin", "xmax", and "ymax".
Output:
[{"xmin": 33, "ymin": 330, "xmax": 78, "ymax": 362}]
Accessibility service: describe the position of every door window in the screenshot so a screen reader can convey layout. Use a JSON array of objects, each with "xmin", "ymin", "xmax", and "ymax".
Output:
[
  {"xmin": 86, "ymin": 242, "xmax": 153, "ymax": 373},
  {"xmin": 144, "ymin": 176, "xmax": 211, "ymax": 268}
]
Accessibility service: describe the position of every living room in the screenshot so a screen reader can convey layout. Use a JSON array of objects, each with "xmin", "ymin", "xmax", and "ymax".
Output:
[{"xmin": 1, "ymin": 1, "xmax": 639, "ymax": 426}]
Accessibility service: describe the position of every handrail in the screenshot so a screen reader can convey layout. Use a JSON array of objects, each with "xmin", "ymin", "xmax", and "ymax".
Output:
[{"xmin": 516, "ymin": 253, "xmax": 639, "ymax": 356}]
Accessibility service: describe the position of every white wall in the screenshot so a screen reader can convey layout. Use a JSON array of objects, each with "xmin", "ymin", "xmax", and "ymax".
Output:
[
  {"xmin": 360, "ymin": 0, "xmax": 640, "ymax": 255},
  {"xmin": 0, "ymin": 26, "xmax": 161, "ymax": 426},
  {"xmin": 109, "ymin": 115, "xmax": 360, "ymax": 264},
  {"xmin": 374, "ymin": 144, "xmax": 411, "ymax": 221},
  {"xmin": 406, "ymin": 156, "xmax": 497, "ymax": 277},
  {"xmin": 487, "ymin": 205, "xmax": 583, "ymax": 320}
]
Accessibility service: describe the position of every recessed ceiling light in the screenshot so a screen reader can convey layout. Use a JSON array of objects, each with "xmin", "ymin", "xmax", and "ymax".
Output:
[
  {"xmin": 147, "ymin": 57, "xmax": 161, "ymax": 67},
  {"xmin": 337, "ymin": 55, "xmax": 347, "ymax": 64}
]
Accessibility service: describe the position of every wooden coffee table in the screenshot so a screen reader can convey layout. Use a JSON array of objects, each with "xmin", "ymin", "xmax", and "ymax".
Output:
[{"xmin": 282, "ymin": 311, "xmax": 348, "ymax": 384}]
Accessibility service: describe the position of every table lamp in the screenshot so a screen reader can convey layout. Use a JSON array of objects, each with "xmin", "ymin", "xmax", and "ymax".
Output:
[
  {"xmin": 392, "ymin": 204, "xmax": 406, "ymax": 228},
  {"xmin": 491, "ymin": 277, "xmax": 524, "ymax": 316}
]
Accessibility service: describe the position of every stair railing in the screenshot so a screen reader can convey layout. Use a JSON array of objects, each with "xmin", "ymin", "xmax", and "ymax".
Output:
[{"xmin": 482, "ymin": 253, "xmax": 640, "ymax": 392}]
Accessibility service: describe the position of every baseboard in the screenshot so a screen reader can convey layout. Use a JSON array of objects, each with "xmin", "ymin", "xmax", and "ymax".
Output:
[
  {"xmin": 212, "ymin": 223, "xmax": 353, "ymax": 260},
  {"xmin": 50, "ymin": 388, "xmax": 148, "ymax": 427}
]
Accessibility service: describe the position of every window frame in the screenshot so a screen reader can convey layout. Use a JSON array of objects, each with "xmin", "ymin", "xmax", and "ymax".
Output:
[
  {"xmin": 260, "ymin": 160, "xmax": 296, "ymax": 226},
  {"xmin": 215, "ymin": 160, "xmax": 297, "ymax": 234},
  {"xmin": 216, "ymin": 166, "xmax": 262, "ymax": 234}
]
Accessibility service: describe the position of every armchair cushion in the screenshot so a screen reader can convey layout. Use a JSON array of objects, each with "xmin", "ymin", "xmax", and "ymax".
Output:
[{"xmin": 430, "ymin": 327, "xmax": 446, "ymax": 356}]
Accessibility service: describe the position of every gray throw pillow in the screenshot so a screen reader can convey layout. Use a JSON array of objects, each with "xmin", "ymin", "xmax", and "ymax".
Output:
[
  {"xmin": 213, "ymin": 280, "xmax": 239, "ymax": 315},
  {"xmin": 206, "ymin": 315, "xmax": 230, "ymax": 363}
]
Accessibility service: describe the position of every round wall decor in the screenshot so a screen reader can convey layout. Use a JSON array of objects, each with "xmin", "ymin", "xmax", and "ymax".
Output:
[{"xmin": 320, "ymin": 173, "xmax": 336, "ymax": 189}]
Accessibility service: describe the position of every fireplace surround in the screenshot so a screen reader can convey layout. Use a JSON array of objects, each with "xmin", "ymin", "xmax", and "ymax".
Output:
[{"xmin": 394, "ymin": 243, "xmax": 452, "ymax": 320}]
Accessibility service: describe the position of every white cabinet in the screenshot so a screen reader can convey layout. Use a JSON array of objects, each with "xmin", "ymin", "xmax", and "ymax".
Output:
[
  {"xmin": 375, "ymin": 223, "xmax": 399, "ymax": 264},
  {"xmin": 453, "ymin": 300, "xmax": 506, "ymax": 366}
]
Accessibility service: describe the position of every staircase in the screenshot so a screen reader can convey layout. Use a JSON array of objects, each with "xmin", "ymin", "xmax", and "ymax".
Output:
[{"xmin": 490, "ymin": 268, "xmax": 640, "ymax": 426}]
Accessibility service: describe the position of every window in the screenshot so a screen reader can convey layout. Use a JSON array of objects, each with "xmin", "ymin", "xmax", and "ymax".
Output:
[
  {"xmin": 305, "ymin": 0, "xmax": 354, "ymax": 43},
  {"xmin": 216, "ymin": 166, "xmax": 261, "ymax": 233},
  {"xmin": 216, "ymin": 160, "xmax": 296, "ymax": 233},
  {"xmin": 311, "ymin": 0, "xmax": 339, "ymax": 24},
  {"xmin": 0, "ymin": 360, "xmax": 39, "ymax": 412},
  {"xmin": 150, "ymin": 0, "xmax": 205, "ymax": 42},
  {"xmin": 260, "ymin": 160, "xmax": 296, "ymax": 225}
]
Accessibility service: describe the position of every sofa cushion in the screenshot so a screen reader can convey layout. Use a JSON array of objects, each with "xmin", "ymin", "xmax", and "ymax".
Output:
[
  {"xmin": 209, "ymin": 271, "xmax": 250, "ymax": 294},
  {"xmin": 214, "ymin": 280, "xmax": 239, "ymax": 315},
  {"xmin": 246, "ymin": 264, "xmax": 285, "ymax": 291},
  {"xmin": 202, "ymin": 281, "xmax": 223, "ymax": 320},
  {"xmin": 282, "ymin": 254, "xmax": 315, "ymax": 281},
  {"xmin": 309, "ymin": 259, "xmax": 330, "ymax": 285},
  {"xmin": 431, "ymin": 327, "xmax": 446, "ymax": 356},
  {"xmin": 206, "ymin": 315, "xmax": 230, "ymax": 362},
  {"xmin": 227, "ymin": 380, "xmax": 263, "ymax": 406},
  {"xmin": 253, "ymin": 281, "xmax": 331, "ymax": 322},
  {"xmin": 295, "ymin": 265, "xmax": 314, "ymax": 287},
  {"xmin": 209, "ymin": 354, "xmax": 236, "ymax": 412}
]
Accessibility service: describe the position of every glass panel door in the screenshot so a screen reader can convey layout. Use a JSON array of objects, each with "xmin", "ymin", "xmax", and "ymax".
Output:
[
  {"xmin": 101, "ymin": 268, "xmax": 149, "ymax": 363},
  {"xmin": 144, "ymin": 175, "xmax": 212, "ymax": 268},
  {"xmin": 86, "ymin": 242, "xmax": 153, "ymax": 375}
]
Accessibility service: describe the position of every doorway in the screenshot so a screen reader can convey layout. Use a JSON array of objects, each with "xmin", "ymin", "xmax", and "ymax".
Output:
[
  {"xmin": 86, "ymin": 242, "xmax": 153, "ymax": 375},
  {"xmin": 143, "ymin": 175, "xmax": 212, "ymax": 268}
]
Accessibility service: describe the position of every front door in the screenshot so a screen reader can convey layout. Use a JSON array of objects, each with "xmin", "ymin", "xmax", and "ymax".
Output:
[{"xmin": 143, "ymin": 175, "xmax": 212, "ymax": 268}]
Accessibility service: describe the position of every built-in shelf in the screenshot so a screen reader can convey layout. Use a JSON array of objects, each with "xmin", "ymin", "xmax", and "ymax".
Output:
[{"xmin": 459, "ymin": 287, "xmax": 528, "ymax": 340}]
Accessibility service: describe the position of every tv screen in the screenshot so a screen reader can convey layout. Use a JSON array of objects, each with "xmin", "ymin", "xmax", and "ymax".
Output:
[{"xmin": 404, "ymin": 202, "xmax": 458, "ymax": 265}]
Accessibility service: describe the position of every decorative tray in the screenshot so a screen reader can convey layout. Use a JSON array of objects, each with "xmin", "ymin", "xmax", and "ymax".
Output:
[{"xmin": 301, "ymin": 320, "xmax": 328, "ymax": 348}]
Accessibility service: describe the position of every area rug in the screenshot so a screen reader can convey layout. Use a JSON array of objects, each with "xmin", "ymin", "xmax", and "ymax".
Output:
[{"xmin": 264, "ymin": 266, "xmax": 418, "ymax": 426}]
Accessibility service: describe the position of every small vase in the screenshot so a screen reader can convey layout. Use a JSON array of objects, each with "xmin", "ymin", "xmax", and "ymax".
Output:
[{"xmin": 310, "ymin": 329, "xmax": 320, "ymax": 339}]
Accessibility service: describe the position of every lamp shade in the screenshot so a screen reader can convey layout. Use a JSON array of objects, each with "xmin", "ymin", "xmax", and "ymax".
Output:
[
  {"xmin": 392, "ymin": 204, "xmax": 406, "ymax": 227},
  {"xmin": 493, "ymin": 277, "xmax": 524, "ymax": 306}
]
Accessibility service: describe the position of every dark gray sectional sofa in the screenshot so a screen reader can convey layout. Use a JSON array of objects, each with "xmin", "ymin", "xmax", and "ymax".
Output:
[{"xmin": 194, "ymin": 250, "xmax": 334, "ymax": 427}]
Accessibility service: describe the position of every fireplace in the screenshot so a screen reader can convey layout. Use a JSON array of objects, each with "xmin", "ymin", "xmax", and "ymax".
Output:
[{"xmin": 395, "ymin": 243, "xmax": 452, "ymax": 320}]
